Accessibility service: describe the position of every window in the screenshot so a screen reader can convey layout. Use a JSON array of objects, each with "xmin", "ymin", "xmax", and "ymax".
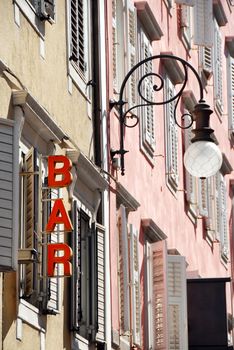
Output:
[
  {"xmin": 71, "ymin": 199, "xmax": 105, "ymax": 343},
  {"xmin": 214, "ymin": 18, "xmax": 223, "ymax": 114},
  {"xmin": 165, "ymin": 75, "xmax": 179, "ymax": 192},
  {"xmin": 138, "ymin": 27, "xmax": 155, "ymax": 158},
  {"xmin": 146, "ymin": 240, "xmax": 188, "ymax": 349},
  {"xmin": 180, "ymin": 4, "xmax": 193, "ymax": 49},
  {"xmin": 67, "ymin": 0, "xmax": 91, "ymax": 94},
  {"xmin": 227, "ymin": 54, "xmax": 234, "ymax": 142}
]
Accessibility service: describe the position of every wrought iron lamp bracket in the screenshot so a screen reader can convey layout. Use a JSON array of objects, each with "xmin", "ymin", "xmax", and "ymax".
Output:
[{"xmin": 110, "ymin": 54, "xmax": 206, "ymax": 175}]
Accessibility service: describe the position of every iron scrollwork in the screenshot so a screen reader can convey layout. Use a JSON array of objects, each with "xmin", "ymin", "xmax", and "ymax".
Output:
[{"xmin": 110, "ymin": 54, "xmax": 204, "ymax": 175}]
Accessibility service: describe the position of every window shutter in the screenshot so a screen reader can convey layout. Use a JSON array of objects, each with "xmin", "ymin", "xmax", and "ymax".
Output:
[
  {"xmin": 215, "ymin": 173, "xmax": 221, "ymax": 242},
  {"xmin": 198, "ymin": 178, "xmax": 209, "ymax": 217},
  {"xmin": 47, "ymin": 187, "xmax": 60, "ymax": 312},
  {"xmin": 175, "ymin": 0, "xmax": 194, "ymax": 5},
  {"xmin": 70, "ymin": 200, "xmax": 80, "ymax": 330},
  {"xmin": 129, "ymin": 225, "xmax": 141, "ymax": 346},
  {"xmin": 141, "ymin": 31, "xmax": 155, "ymax": 153},
  {"xmin": 151, "ymin": 240, "xmax": 168, "ymax": 350},
  {"xmin": 112, "ymin": 0, "xmax": 117, "ymax": 89},
  {"xmin": 118, "ymin": 205, "xmax": 130, "ymax": 333},
  {"xmin": 219, "ymin": 175, "xmax": 228, "ymax": 258},
  {"xmin": 184, "ymin": 117, "xmax": 196, "ymax": 205},
  {"xmin": 181, "ymin": 5, "xmax": 189, "ymax": 28},
  {"xmin": 214, "ymin": 20, "xmax": 223, "ymax": 110},
  {"xmin": 194, "ymin": 0, "xmax": 213, "ymax": 47},
  {"xmin": 167, "ymin": 255, "xmax": 188, "ymax": 350},
  {"xmin": 70, "ymin": 0, "xmax": 87, "ymax": 81},
  {"xmin": 200, "ymin": 46, "xmax": 212, "ymax": 76},
  {"xmin": 166, "ymin": 78, "xmax": 178, "ymax": 187},
  {"xmin": 24, "ymin": 147, "xmax": 38, "ymax": 298},
  {"xmin": 204, "ymin": 176, "xmax": 215, "ymax": 232},
  {"xmin": 95, "ymin": 223, "xmax": 105, "ymax": 342},
  {"xmin": 228, "ymin": 56, "xmax": 234, "ymax": 131},
  {"xmin": 0, "ymin": 118, "xmax": 20, "ymax": 271},
  {"xmin": 126, "ymin": 0, "xmax": 137, "ymax": 107}
]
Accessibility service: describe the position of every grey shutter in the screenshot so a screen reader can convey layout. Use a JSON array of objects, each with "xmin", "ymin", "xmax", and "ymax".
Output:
[
  {"xmin": 175, "ymin": 0, "xmax": 194, "ymax": 5},
  {"xmin": 0, "ymin": 118, "xmax": 20, "ymax": 271},
  {"xmin": 214, "ymin": 20, "xmax": 223, "ymax": 111},
  {"xmin": 70, "ymin": 199, "xmax": 80, "ymax": 330},
  {"xmin": 194, "ymin": 0, "xmax": 213, "ymax": 47},
  {"xmin": 118, "ymin": 205, "xmax": 130, "ymax": 333},
  {"xmin": 95, "ymin": 223, "xmax": 105, "ymax": 342},
  {"xmin": 228, "ymin": 55, "xmax": 234, "ymax": 131}
]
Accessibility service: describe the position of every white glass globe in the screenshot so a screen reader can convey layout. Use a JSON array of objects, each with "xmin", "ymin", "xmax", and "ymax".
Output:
[{"xmin": 184, "ymin": 141, "xmax": 222, "ymax": 178}]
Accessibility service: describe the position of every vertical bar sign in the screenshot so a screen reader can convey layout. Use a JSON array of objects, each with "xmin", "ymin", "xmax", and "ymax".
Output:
[{"xmin": 46, "ymin": 155, "xmax": 73, "ymax": 277}]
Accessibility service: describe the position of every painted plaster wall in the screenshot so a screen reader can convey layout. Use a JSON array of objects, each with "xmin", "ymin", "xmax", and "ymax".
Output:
[{"xmin": 108, "ymin": 0, "xmax": 234, "ymax": 347}]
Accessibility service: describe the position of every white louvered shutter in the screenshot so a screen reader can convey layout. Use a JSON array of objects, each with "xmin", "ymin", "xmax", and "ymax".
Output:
[
  {"xmin": 166, "ymin": 78, "xmax": 178, "ymax": 187},
  {"xmin": 175, "ymin": 0, "xmax": 194, "ymax": 5},
  {"xmin": 112, "ymin": 0, "xmax": 117, "ymax": 89},
  {"xmin": 47, "ymin": 187, "xmax": 60, "ymax": 312},
  {"xmin": 184, "ymin": 116, "xmax": 196, "ymax": 205},
  {"xmin": 0, "ymin": 118, "xmax": 20, "ymax": 271},
  {"xmin": 126, "ymin": 0, "xmax": 137, "ymax": 107},
  {"xmin": 95, "ymin": 223, "xmax": 105, "ymax": 342},
  {"xmin": 119, "ymin": 205, "xmax": 130, "ymax": 333},
  {"xmin": 200, "ymin": 46, "xmax": 212, "ymax": 75},
  {"xmin": 151, "ymin": 240, "xmax": 168, "ymax": 350},
  {"xmin": 204, "ymin": 177, "xmax": 215, "ymax": 232},
  {"xmin": 167, "ymin": 255, "xmax": 188, "ymax": 350},
  {"xmin": 194, "ymin": 0, "xmax": 213, "ymax": 47},
  {"xmin": 214, "ymin": 20, "xmax": 223, "ymax": 111},
  {"xmin": 141, "ymin": 31, "xmax": 155, "ymax": 153},
  {"xmin": 219, "ymin": 175, "xmax": 229, "ymax": 258},
  {"xmin": 228, "ymin": 56, "xmax": 234, "ymax": 131},
  {"xmin": 198, "ymin": 178, "xmax": 209, "ymax": 217},
  {"xmin": 129, "ymin": 225, "xmax": 141, "ymax": 346},
  {"xmin": 70, "ymin": 0, "xmax": 88, "ymax": 81}
]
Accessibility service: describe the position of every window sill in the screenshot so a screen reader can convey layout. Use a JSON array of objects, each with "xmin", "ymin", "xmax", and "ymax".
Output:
[
  {"xmin": 18, "ymin": 299, "xmax": 46, "ymax": 331},
  {"xmin": 72, "ymin": 333, "xmax": 89, "ymax": 350}
]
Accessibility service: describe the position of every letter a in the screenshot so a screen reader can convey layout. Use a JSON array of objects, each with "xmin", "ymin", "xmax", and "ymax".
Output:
[
  {"xmin": 46, "ymin": 198, "xmax": 73, "ymax": 232},
  {"xmin": 48, "ymin": 155, "xmax": 72, "ymax": 188},
  {"xmin": 47, "ymin": 243, "xmax": 72, "ymax": 277}
]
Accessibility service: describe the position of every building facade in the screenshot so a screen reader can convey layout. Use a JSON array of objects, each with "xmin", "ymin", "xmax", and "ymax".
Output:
[{"xmin": 108, "ymin": 0, "xmax": 234, "ymax": 349}]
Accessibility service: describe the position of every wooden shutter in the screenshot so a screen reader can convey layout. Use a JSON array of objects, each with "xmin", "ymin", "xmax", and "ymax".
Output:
[
  {"xmin": 151, "ymin": 240, "xmax": 168, "ymax": 350},
  {"xmin": 24, "ymin": 147, "xmax": 38, "ymax": 298},
  {"xmin": 0, "ymin": 118, "xmax": 20, "ymax": 271},
  {"xmin": 112, "ymin": 0, "xmax": 117, "ymax": 89},
  {"xmin": 198, "ymin": 178, "xmax": 209, "ymax": 217},
  {"xmin": 70, "ymin": 199, "xmax": 80, "ymax": 330},
  {"xmin": 200, "ymin": 46, "xmax": 212, "ymax": 76},
  {"xmin": 141, "ymin": 31, "xmax": 155, "ymax": 153},
  {"xmin": 118, "ymin": 205, "xmax": 130, "ymax": 333},
  {"xmin": 129, "ymin": 225, "xmax": 141, "ymax": 346},
  {"xmin": 215, "ymin": 173, "xmax": 221, "ymax": 242},
  {"xmin": 175, "ymin": 0, "xmax": 194, "ymax": 5},
  {"xmin": 166, "ymin": 78, "xmax": 178, "ymax": 187},
  {"xmin": 228, "ymin": 55, "xmax": 234, "ymax": 131},
  {"xmin": 95, "ymin": 223, "xmax": 105, "ymax": 342},
  {"xmin": 47, "ymin": 188, "xmax": 60, "ymax": 311},
  {"xmin": 184, "ymin": 117, "xmax": 196, "ymax": 205},
  {"xmin": 126, "ymin": 0, "xmax": 137, "ymax": 107},
  {"xmin": 167, "ymin": 255, "xmax": 188, "ymax": 350},
  {"xmin": 219, "ymin": 175, "xmax": 229, "ymax": 258},
  {"xmin": 70, "ymin": 0, "xmax": 87, "ymax": 81},
  {"xmin": 194, "ymin": 0, "xmax": 213, "ymax": 47},
  {"xmin": 214, "ymin": 20, "xmax": 223, "ymax": 110},
  {"xmin": 204, "ymin": 176, "xmax": 216, "ymax": 232}
]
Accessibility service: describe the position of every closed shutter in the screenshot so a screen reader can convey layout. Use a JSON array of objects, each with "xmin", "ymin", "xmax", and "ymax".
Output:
[
  {"xmin": 167, "ymin": 255, "xmax": 188, "ymax": 350},
  {"xmin": 47, "ymin": 188, "xmax": 60, "ymax": 311},
  {"xmin": 70, "ymin": 0, "xmax": 87, "ymax": 81},
  {"xmin": 194, "ymin": 0, "xmax": 213, "ymax": 47},
  {"xmin": 126, "ymin": 0, "xmax": 137, "ymax": 107},
  {"xmin": 175, "ymin": 0, "xmax": 194, "ymax": 5},
  {"xmin": 70, "ymin": 200, "xmax": 80, "ymax": 330},
  {"xmin": 166, "ymin": 78, "xmax": 178, "ymax": 187},
  {"xmin": 205, "ymin": 177, "xmax": 215, "ymax": 232},
  {"xmin": 95, "ymin": 223, "xmax": 105, "ymax": 342},
  {"xmin": 215, "ymin": 173, "xmax": 221, "ymax": 242},
  {"xmin": 184, "ymin": 116, "xmax": 196, "ymax": 205},
  {"xmin": 24, "ymin": 147, "xmax": 38, "ymax": 298},
  {"xmin": 0, "ymin": 118, "xmax": 20, "ymax": 271},
  {"xmin": 151, "ymin": 240, "xmax": 168, "ymax": 350},
  {"xmin": 228, "ymin": 55, "xmax": 234, "ymax": 131},
  {"xmin": 112, "ymin": 0, "xmax": 117, "ymax": 89},
  {"xmin": 129, "ymin": 225, "xmax": 141, "ymax": 346},
  {"xmin": 214, "ymin": 20, "xmax": 223, "ymax": 111},
  {"xmin": 198, "ymin": 178, "xmax": 208, "ymax": 217},
  {"xmin": 141, "ymin": 31, "xmax": 155, "ymax": 153},
  {"xmin": 118, "ymin": 205, "xmax": 130, "ymax": 333},
  {"xmin": 219, "ymin": 175, "xmax": 229, "ymax": 258}
]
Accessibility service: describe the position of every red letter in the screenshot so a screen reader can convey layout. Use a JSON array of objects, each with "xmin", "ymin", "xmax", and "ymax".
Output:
[
  {"xmin": 47, "ymin": 243, "xmax": 72, "ymax": 277},
  {"xmin": 46, "ymin": 198, "xmax": 73, "ymax": 232},
  {"xmin": 48, "ymin": 155, "xmax": 72, "ymax": 188}
]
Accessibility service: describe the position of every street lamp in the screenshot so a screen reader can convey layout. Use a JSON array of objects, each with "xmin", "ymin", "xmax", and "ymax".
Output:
[{"xmin": 110, "ymin": 54, "xmax": 222, "ymax": 177}]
